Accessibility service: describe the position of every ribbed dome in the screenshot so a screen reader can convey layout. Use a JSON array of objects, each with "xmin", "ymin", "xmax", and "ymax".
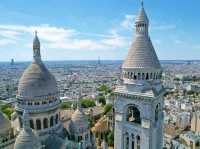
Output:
[
  {"xmin": 0, "ymin": 112, "xmax": 11, "ymax": 136},
  {"xmin": 17, "ymin": 32, "xmax": 58, "ymax": 98},
  {"xmin": 70, "ymin": 108, "xmax": 88, "ymax": 134},
  {"xmin": 18, "ymin": 61, "xmax": 58, "ymax": 98},
  {"xmin": 33, "ymin": 32, "xmax": 40, "ymax": 50},
  {"xmin": 122, "ymin": 3, "xmax": 161, "ymax": 70},
  {"xmin": 135, "ymin": 7, "xmax": 149, "ymax": 24},
  {"xmin": 14, "ymin": 129, "xmax": 41, "ymax": 149},
  {"xmin": 122, "ymin": 35, "xmax": 161, "ymax": 69}
]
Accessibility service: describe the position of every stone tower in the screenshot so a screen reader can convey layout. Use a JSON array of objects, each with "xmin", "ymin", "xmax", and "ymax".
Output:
[{"xmin": 114, "ymin": 2, "xmax": 164, "ymax": 149}]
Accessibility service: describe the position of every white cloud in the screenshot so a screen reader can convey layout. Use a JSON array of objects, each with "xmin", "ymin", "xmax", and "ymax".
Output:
[
  {"xmin": 0, "ymin": 24, "xmax": 129, "ymax": 51},
  {"xmin": 0, "ymin": 39, "xmax": 16, "ymax": 46},
  {"xmin": 121, "ymin": 14, "xmax": 135, "ymax": 30}
]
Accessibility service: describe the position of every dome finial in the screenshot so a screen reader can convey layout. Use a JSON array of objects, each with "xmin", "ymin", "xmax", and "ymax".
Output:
[
  {"xmin": 141, "ymin": 0, "xmax": 144, "ymax": 8},
  {"xmin": 33, "ymin": 31, "xmax": 41, "ymax": 62},
  {"xmin": 35, "ymin": 30, "xmax": 37, "ymax": 36}
]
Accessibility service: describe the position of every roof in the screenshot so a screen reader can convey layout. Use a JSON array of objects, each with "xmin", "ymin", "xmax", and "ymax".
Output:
[
  {"xmin": 122, "ymin": 35, "xmax": 161, "ymax": 69},
  {"xmin": 69, "ymin": 108, "xmax": 89, "ymax": 134},
  {"xmin": 135, "ymin": 7, "xmax": 149, "ymax": 24},
  {"xmin": 18, "ymin": 61, "xmax": 58, "ymax": 98},
  {"xmin": 17, "ymin": 32, "xmax": 58, "ymax": 99},
  {"xmin": 122, "ymin": 4, "xmax": 161, "ymax": 70}
]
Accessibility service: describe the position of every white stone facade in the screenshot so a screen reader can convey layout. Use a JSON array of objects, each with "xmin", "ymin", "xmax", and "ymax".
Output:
[{"xmin": 114, "ymin": 2, "xmax": 164, "ymax": 149}]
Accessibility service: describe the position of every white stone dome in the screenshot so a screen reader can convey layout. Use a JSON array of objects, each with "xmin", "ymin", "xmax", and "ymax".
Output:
[
  {"xmin": 17, "ymin": 61, "xmax": 58, "ymax": 98},
  {"xmin": 0, "ymin": 112, "xmax": 11, "ymax": 136},
  {"xmin": 17, "ymin": 32, "xmax": 58, "ymax": 99},
  {"xmin": 70, "ymin": 108, "xmax": 89, "ymax": 134}
]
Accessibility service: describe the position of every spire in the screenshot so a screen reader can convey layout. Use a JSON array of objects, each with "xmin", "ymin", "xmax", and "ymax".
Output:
[
  {"xmin": 135, "ymin": 1, "xmax": 149, "ymax": 35},
  {"xmin": 141, "ymin": 0, "xmax": 144, "ymax": 8},
  {"xmin": 33, "ymin": 30, "xmax": 41, "ymax": 62}
]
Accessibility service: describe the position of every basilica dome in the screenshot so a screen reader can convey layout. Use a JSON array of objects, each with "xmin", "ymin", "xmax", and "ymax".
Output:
[{"xmin": 17, "ymin": 32, "xmax": 58, "ymax": 99}]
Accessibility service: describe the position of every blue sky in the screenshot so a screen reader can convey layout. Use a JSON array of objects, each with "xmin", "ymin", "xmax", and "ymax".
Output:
[{"xmin": 0, "ymin": 0, "xmax": 199, "ymax": 61}]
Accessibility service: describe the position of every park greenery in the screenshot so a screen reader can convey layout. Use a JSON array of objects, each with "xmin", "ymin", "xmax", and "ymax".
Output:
[
  {"xmin": 80, "ymin": 99, "xmax": 96, "ymax": 108},
  {"xmin": 106, "ymin": 130, "xmax": 114, "ymax": 146},
  {"xmin": 61, "ymin": 101, "xmax": 73, "ymax": 109},
  {"xmin": 0, "ymin": 104, "xmax": 15, "ymax": 119},
  {"xmin": 103, "ymin": 104, "xmax": 112, "ymax": 115},
  {"xmin": 96, "ymin": 96, "xmax": 106, "ymax": 105},
  {"xmin": 98, "ymin": 84, "xmax": 112, "ymax": 94}
]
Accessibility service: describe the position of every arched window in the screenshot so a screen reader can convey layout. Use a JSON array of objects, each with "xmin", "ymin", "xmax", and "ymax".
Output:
[
  {"xmin": 137, "ymin": 136, "xmax": 140, "ymax": 149},
  {"xmin": 50, "ymin": 116, "xmax": 54, "ymax": 127},
  {"xmin": 124, "ymin": 132, "xmax": 129, "ymax": 149},
  {"xmin": 43, "ymin": 118, "xmax": 48, "ymax": 129},
  {"xmin": 142, "ymin": 73, "xmax": 145, "ymax": 80},
  {"xmin": 155, "ymin": 104, "xmax": 160, "ymax": 121},
  {"xmin": 30, "ymin": 119, "xmax": 34, "ymax": 129},
  {"xmin": 150, "ymin": 73, "xmax": 153, "ymax": 79},
  {"xmin": 55, "ymin": 114, "xmax": 59, "ymax": 124},
  {"xmin": 126, "ymin": 105, "xmax": 141, "ymax": 124},
  {"xmin": 138, "ymin": 73, "xmax": 141, "ymax": 80},
  {"xmin": 36, "ymin": 119, "xmax": 41, "ymax": 130},
  {"xmin": 146, "ymin": 73, "xmax": 149, "ymax": 80},
  {"xmin": 132, "ymin": 134, "xmax": 135, "ymax": 149},
  {"xmin": 134, "ymin": 74, "xmax": 137, "ymax": 80}
]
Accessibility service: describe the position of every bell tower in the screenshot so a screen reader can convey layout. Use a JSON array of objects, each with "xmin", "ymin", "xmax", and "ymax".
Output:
[{"xmin": 114, "ymin": 2, "xmax": 164, "ymax": 149}]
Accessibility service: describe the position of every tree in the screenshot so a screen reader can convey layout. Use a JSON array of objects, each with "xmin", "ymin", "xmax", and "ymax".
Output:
[
  {"xmin": 61, "ymin": 101, "xmax": 72, "ymax": 109},
  {"xmin": 98, "ymin": 85, "xmax": 110, "ymax": 94},
  {"xmin": 81, "ymin": 99, "xmax": 96, "ymax": 108},
  {"xmin": 103, "ymin": 104, "xmax": 112, "ymax": 115},
  {"xmin": 107, "ymin": 130, "xmax": 114, "ymax": 146},
  {"xmin": 96, "ymin": 96, "xmax": 106, "ymax": 105},
  {"xmin": 0, "ymin": 104, "xmax": 14, "ymax": 119}
]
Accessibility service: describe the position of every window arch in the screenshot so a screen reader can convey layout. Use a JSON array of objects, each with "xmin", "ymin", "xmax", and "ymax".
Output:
[
  {"xmin": 124, "ymin": 132, "xmax": 129, "ymax": 149},
  {"xmin": 43, "ymin": 118, "xmax": 48, "ymax": 129},
  {"xmin": 126, "ymin": 105, "xmax": 141, "ymax": 124},
  {"xmin": 137, "ymin": 136, "xmax": 140, "ymax": 149},
  {"xmin": 55, "ymin": 114, "xmax": 59, "ymax": 124},
  {"xmin": 142, "ymin": 73, "xmax": 145, "ymax": 80},
  {"xmin": 155, "ymin": 104, "xmax": 160, "ymax": 121},
  {"xmin": 131, "ymin": 134, "xmax": 135, "ymax": 149},
  {"xmin": 138, "ymin": 73, "xmax": 141, "ymax": 80},
  {"xmin": 50, "ymin": 116, "xmax": 54, "ymax": 127},
  {"xmin": 30, "ymin": 119, "xmax": 34, "ymax": 129},
  {"xmin": 146, "ymin": 73, "xmax": 149, "ymax": 80},
  {"xmin": 36, "ymin": 119, "xmax": 41, "ymax": 130}
]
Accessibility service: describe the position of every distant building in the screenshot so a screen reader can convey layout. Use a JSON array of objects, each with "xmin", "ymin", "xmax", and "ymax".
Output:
[
  {"xmin": 176, "ymin": 112, "xmax": 190, "ymax": 130},
  {"xmin": 113, "ymin": 2, "xmax": 164, "ymax": 149},
  {"xmin": 191, "ymin": 111, "xmax": 200, "ymax": 135}
]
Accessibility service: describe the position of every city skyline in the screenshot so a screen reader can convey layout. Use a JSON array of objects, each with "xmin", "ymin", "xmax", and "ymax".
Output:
[{"xmin": 0, "ymin": 0, "xmax": 200, "ymax": 61}]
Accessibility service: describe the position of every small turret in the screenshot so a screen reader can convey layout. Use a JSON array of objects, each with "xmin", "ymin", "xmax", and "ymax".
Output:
[{"xmin": 33, "ymin": 31, "xmax": 41, "ymax": 62}]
